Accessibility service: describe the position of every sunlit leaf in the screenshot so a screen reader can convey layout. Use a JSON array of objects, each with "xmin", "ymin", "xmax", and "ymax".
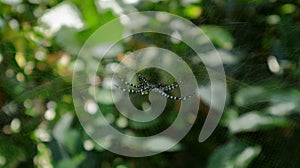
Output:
[
  {"xmin": 265, "ymin": 90, "xmax": 300, "ymax": 116},
  {"xmin": 128, "ymin": 117, "xmax": 161, "ymax": 129},
  {"xmin": 207, "ymin": 140, "xmax": 261, "ymax": 168},
  {"xmin": 200, "ymin": 25, "xmax": 234, "ymax": 50},
  {"xmin": 227, "ymin": 111, "xmax": 292, "ymax": 134},
  {"xmin": 91, "ymin": 43, "xmax": 123, "ymax": 58},
  {"xmin": 234, "ymin": 86, "xmax": 270, "ymax": 107},
  {"xmin": 220, "ymin": 108, "xmax": 239, "ymax": 126},
  {"xmin": 39, "ymin": 2, "xmax": 85, "ymax": 34},
  {"xmin": 218, "ymin": 49, "xmax": 240, "ymax": 65},
  {"xmin": 281, "ymin": 4, "xmax": 296, "ymax": 14},
  {"xmin": 198, "ymin": 81, "xmax": 229, "ymax": 111},
  {"xmin": 53, "ymin": 113, "xmax": 74, "ymax": 143},
  {"xmin": 183, "ymin": 5, "xmax": 202, "ymax": 19},
  {"xmin": 143, "ymin": 136, "xmax": 181, "ymax": 152}
]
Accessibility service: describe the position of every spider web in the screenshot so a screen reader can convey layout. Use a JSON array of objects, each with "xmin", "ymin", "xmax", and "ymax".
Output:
[{"xmin": 1, "ymin": 13, "xmax": 300, "ymax": 168}]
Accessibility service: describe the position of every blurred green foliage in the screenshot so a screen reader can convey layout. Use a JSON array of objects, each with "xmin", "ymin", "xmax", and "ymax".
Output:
[{"xmin": 0, "ymin": 0, "xmax": 300, "ymax": 168}]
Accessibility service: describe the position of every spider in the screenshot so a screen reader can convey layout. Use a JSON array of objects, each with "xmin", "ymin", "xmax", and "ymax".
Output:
[{"xmin": 114, "ymin": 74, "xmax": 194, "ymax": 101}]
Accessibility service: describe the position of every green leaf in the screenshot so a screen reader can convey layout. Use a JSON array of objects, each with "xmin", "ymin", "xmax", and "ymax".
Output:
[
  {"xmin": 227, "ymin": 111, "xmax": 292, "ymax": 134},
  {"xmin": 128, "ymin": 117, "xmax": 161, "ymax": 129},
  {"xmin": 267, "ymin": 90, "xmax": 300, "ymax": 116},
  {"xmin": 220, "ymin": 108, "xmax": 239, "ymax": 126},
  {"xmin": 218, "ymin": 49, "xmax": 240, "ymax": 65},
  {"xmin": 72, "ymin": 0, "xmax": 115, "ymax": 28},
  {"xmin": 0, "ymin": 137, "xmax": 26, "ymax": 168},
  {"xmin": 55, "ymin": 27, "xmax": 83, "ymax": 55},
  {"xmin": 95, "ymin": 89, "xmax": 114, "ymax": 105},
  {"xmin": 208, "ymin": 140, "xmax": 261, "ymax": 168},
  {"xmin": 53, "ymin": 113, "xmax": 74, "ymax": 144},
  {"xmin": 200, "ymin": 25, "xmax": 234, "ymax": 50},
  {"xmin": 234, "ymin": 86, "xmax": 270, "ymax": 107},
  {"xmin": 63, "ymin": 129, "xmax": 82, "ymax": 155},
  {"xmin": 56, "ymin": 159, "xmax": 77, "ymax": 168},
  {"xmin": 281, "ymin": 4, "xmax": 296, "ymax": 14},
  {"xmin": 143, "ymin": 136, "xmax": 181, "ymax": 152},
  {"xmin": 183, "ymin": 5, "xmax": 202, "ymax": 19},
  {"xmin": 56, "ymin": 153, "xmax": 86, "ymax": 168}
]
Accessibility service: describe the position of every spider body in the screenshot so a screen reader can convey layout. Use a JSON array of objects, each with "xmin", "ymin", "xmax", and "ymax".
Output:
[{"xmin": 115, "ymin": 74, "xmax": 193, "ymax": 101}]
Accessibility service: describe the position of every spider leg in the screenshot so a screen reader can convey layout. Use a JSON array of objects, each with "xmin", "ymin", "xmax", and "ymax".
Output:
[
  {"xmin": 137, "ymin": 74, "xmax": 152, "ymax": 86},
  {"xmin": 153, "ymin": 89, "xmax": 194, "ymax": 101},
  {"xmin": 114, "ymin": 84, "xmax": 149, "ymax": 95},
  {"xmin": 159, "ymin": 81, "xmax": 181, "ymax": 91},
  {"xmin": 117, "ymin": 77, "xmax": 140, "ymax": 88},
  {"xmin": 115, "ymin": 75, "xmax": 192, "ymax": 100}
]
